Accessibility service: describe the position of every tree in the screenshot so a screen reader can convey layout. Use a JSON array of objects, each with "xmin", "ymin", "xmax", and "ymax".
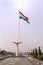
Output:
[
  {"xmin": 35, "ymin": 48, "xmax": 38, "ymax": 58},
  {"xmin": 0, "ymin": 50, "xmax": 6, "ymax": 56},
  {"xmin": 38, "ymin": 46, "xmax": 41, "ymax": 56},
  {"xmin": 32, "ymin": 49, "xmax": 35, "ymax": 57}
]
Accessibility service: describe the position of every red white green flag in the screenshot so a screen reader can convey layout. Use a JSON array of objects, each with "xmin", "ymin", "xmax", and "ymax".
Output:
[{"xmin": 19, "ymin": 11, "xmax": 30, "ymax": 24}]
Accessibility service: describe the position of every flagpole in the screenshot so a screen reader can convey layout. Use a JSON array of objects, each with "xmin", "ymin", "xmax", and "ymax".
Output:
[{"xmin": 18, "ymin": 13, "xmax": 20, "ymax": 42}]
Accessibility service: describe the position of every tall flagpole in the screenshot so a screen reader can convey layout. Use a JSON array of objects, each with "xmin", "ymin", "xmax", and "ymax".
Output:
[
  {"xmin": 13, "ymin": 11, "xmax": 29, "ymax": 56},
  {"xmin": 18, "ymin": 12, "xmax": 20, "ymax": 42}
]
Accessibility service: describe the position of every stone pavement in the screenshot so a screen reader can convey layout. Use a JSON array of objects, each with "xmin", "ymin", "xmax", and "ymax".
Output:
[
  {"xmin": 27, "ymin": 57, "xmax": 43, "ymax": 65},
  {"xmin": 0, "ymin": 57, "xmax": 21, "ymax": 65},
  {"xmin": 0, "ymin": 57, "xmax": 36, "ymax": 65}
]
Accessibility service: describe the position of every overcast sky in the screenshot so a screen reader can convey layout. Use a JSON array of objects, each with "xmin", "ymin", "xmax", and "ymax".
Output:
[{"xmin": 0, "ymin": 0, "xmax": 43, "ymax": 52}]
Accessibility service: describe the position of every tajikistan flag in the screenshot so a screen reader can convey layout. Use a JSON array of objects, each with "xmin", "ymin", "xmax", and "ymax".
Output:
[{"xmin": 19, "ymin": 11, "xmax": 30, "ymax": 24}]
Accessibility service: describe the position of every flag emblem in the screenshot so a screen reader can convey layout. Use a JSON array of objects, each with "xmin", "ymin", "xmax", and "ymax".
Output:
[{"xmin": 19, "ymin": 11, "xmax": 30, "ymax": 23}]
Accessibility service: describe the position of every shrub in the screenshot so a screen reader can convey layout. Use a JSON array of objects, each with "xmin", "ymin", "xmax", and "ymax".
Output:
[{"xmin": 38, "ymin": 55, "xmax": 43, "ymax": 60}]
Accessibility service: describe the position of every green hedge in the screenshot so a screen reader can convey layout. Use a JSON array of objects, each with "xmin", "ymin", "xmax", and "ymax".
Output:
[{"xmin": 38, "ymin": 55, "xmax": 43, "ymax": 60}]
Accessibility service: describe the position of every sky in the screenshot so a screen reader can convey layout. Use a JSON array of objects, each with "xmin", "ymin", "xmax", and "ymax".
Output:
[{"xmin": 0, "ymin": 0, "xmax": 43, "ymax": 52}]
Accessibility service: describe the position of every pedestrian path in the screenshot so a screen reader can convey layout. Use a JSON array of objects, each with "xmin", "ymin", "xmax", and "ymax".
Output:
[
  {"xmin": 27, "ymin": 57, "xmax": 43, "ymax": 65},
  {"xmin": 0, "ymin": 57, "xmax": 21, "ymax": 65}
]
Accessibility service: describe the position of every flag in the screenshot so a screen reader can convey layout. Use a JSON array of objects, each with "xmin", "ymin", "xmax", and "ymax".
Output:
[{"xmin": 19, "ymin": 11, "xmax": 30, "ymax": 23}]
